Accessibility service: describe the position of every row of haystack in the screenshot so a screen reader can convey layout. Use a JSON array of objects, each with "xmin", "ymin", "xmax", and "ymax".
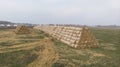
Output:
[{"xmin": 14, "ymin": 25, "xmax": 99, "ymax": 49}]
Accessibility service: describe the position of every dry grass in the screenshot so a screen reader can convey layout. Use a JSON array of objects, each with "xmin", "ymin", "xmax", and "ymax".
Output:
[{"xmin": 28, "ymin": 38, "xmax": 59, "ymax": 67}]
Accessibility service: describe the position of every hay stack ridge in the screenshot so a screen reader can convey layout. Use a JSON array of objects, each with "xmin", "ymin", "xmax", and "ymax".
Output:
[{"xmin": 34, "ymin": 25, "xmax": 99, "ymax": 49}]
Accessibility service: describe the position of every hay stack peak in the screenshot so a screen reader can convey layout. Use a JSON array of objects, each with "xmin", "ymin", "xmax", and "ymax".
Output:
[{"xmin": 15, "ymin": 25, "xmax": 31, "ymax": 34}]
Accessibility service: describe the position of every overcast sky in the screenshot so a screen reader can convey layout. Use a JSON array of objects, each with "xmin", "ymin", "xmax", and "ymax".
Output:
[{"xmin": 0, "ymin": 0, "xmax": 119, "ymax": 25}]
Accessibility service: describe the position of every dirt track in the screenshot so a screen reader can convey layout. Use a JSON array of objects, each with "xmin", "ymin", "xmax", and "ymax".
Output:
[
  {"xmin": 28, "ymin": 38, "xmax": 59, "ymax": 67},
  {"xmin": 0, "ymin": 42, "xmax": 41, "ymax": 53}
]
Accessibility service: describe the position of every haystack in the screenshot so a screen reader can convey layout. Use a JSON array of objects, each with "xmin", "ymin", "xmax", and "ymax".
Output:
[
  {"xmin": 15, "ymin": 25, "xmax": 31, "ymax": 34},
  {"xmin": 34, "ymin": 25, "xmax": 99, "ymax": 49}
]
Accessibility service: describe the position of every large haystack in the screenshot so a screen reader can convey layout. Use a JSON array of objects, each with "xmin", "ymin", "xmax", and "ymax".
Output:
[
  {"xmin": 15, "ymin": 25, "xmax": 31, "ymax": 34},
  {"xmin": 34, "ymin": 25, "xmax": 99, "ymax": 49}
]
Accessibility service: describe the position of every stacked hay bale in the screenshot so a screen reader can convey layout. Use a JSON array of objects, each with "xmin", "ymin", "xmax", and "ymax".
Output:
[
  {"xmin": 14, "ymin": 25, "xmax": 31, "ymax": 34},
  {"xmin": 34, "ymin": 25, "xmax": 99, "ymax": 49}
]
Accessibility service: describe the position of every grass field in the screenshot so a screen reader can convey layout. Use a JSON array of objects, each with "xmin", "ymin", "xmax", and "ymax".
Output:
[{"xmin": 0, "ymin": 28, "xmax": 120, "ymax": 67}]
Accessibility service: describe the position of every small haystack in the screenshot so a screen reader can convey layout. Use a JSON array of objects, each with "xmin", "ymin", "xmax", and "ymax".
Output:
[{"xmin": 14, "ymin": 25, "xmax": 31, "ymax": 34}]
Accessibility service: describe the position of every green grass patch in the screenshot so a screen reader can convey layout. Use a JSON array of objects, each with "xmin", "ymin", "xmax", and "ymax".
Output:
[{"xmin": 0, "ymin": 49, "xmax": 38, "ymax": 67}]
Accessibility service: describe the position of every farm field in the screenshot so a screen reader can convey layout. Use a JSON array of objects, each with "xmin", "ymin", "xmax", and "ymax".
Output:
[{"xmin": 0, "ymin": 28, "xmax": 120, "ymax": 67}]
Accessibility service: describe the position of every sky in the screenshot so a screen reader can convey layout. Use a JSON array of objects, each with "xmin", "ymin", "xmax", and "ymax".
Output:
[{"xmin": 0, "ymin": 0, "xmax": 119, "ymax": 25}]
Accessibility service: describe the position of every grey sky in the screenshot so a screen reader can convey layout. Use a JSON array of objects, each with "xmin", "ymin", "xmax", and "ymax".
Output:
[{"xmin": 0, "ymin": 0, "xmax": 119, "ymax": 25}]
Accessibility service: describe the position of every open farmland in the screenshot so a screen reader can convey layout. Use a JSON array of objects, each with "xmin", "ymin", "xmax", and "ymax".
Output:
[{"xmin": 0, "ymin": 28, "xmax": 120, "ymax": 67}]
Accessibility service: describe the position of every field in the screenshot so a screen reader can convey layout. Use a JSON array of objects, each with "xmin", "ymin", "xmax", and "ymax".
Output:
[{"xmin": 0, "ymin": 28, "xmax": 120, "ymax": 67}]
